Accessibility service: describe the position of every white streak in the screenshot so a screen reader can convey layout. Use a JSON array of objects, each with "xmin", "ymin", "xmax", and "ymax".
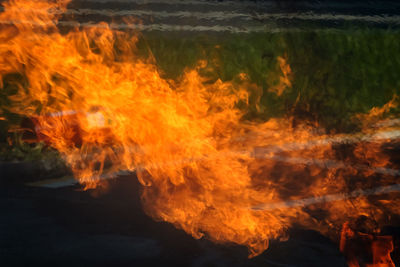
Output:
[
  {"xmin": 0, "ymin": 19, "xmax": 277, "ymax": 32},
  {"xmin": 252, "ymin": 184, "xmax": 400, "ymax": 211},
  {"xmin": 5, "ymin": 8, "xmax": 400, "ymax": 24}
]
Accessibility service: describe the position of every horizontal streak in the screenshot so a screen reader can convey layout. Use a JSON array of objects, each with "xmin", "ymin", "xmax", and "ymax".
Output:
[
  {"xmin": 253, "ymin": 129, "xmax": 400, "ymax": 155},
  {"xmin": 3, "ymin": 18, "xmax": 399, "ymax": 34},
  {"xmin": 252, "ymin": 183, "xmax": 400, "ymax": 211},
  {"xmin": 28, "ymin": 142, "xmax": 400, "ymax": 188},
  {"xmin": 0, "ymin": 20, "xmax": 277, "ymax": 32},
  {"xmin": 258, "ymin": 155, "xmax": 400, "ymax": 177},
  {"xmin": 67, "ymin": 0, "xmax": 277, "ymax": 7},
  {"xmin": 6, "ymin": 8, "xmax": 400, "ymax": 24},
  {"xmin": 68, "ymin": 0, "xmax": 400, "ymax": 10},
  {"xmin": 26, "ymin": 170, "xmax": 131, "ymax": 188},
  {"xmin": 29, "ymin": 151, "xmax": 400, "ymax": 214}
]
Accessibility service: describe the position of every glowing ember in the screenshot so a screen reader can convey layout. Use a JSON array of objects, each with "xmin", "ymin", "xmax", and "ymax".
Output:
[
  {"xmin": 340, "ymin": 220, "xmax": 395, "ymax": 267},
  {"xmin": 1, "ymin": 0, "xmax": 399, "ymax": 258}
]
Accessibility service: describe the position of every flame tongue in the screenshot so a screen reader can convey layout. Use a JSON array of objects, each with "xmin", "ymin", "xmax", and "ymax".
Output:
[{"xmin": 1, "ymin": 0, "xmax": 400, "ymax": 258}]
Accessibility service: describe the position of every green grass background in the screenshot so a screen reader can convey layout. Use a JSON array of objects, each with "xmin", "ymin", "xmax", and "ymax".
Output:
[
  {"xmin": 136, "ymin": 29, "xmax": 400, "ymax": 132},
  {"xmin": 1, "ymin": 28, "xmax": 400, "ymax": 160}
]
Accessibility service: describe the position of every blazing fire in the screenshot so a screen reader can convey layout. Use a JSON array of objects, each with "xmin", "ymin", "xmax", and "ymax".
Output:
[{"xmin": 1, "ymin": 0, "xmax": 399, "ymax": 260}]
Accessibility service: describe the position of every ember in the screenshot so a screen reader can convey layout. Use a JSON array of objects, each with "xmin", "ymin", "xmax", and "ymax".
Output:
[{"xmin": 340, "ymin": 217, "xmax": 395, "ymax": 267}]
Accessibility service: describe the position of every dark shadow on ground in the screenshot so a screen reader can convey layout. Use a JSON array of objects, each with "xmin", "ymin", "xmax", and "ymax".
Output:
[{"xmin": 0, "ymin": 175, "xmax": 349, "ymax": 267}]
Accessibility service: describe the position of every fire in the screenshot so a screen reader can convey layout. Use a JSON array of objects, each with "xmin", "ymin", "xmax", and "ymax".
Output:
[
  {"xmin": 268, "ymin": 55, "xmax": 291, "ymax": 96},
  {"xmin": 1, "ymin": 0, "xmax": 399, "ymax": 259},
  {"xmin": 340, "ymin": 221, "xmax": 395, "ymax": 267}
]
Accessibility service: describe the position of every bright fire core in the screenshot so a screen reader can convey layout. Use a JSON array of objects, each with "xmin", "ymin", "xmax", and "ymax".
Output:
[{"xmin": 1, "ymin": 0, "xmax": 399, "ymax": 258}]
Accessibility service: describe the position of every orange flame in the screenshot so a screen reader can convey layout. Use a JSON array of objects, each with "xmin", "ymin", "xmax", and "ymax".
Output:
[
  {"xmin": 268, "ymin": 55, "xmax": 292, "ymax": 96},
  {"xmin": 1, "ymin": 0, "xmax": 399, "ymax": 258},
  {"xmin": 340, "ymin": 222, "xmax": 395, "ymax": 267}
]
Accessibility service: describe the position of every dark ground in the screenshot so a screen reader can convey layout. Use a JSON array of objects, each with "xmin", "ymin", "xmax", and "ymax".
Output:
[{"xmin": 0, "ymin": 175, "xmax": 350, "ymax": 267}]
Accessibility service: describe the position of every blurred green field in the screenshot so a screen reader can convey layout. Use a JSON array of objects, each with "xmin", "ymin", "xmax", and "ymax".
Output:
[
  {"xmin": 136, "ymin": 28, "xmax": 400, "ymax": 132},
  {"xmin": 1, "ymin": 28, "xmax": 400, "ymax": 160}
]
